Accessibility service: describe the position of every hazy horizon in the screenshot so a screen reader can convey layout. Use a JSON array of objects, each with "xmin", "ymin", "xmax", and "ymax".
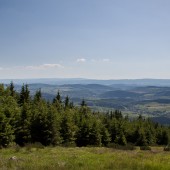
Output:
[{"xmin": 1, "ymin": 0, "xmax": 170, "ymax": 79}]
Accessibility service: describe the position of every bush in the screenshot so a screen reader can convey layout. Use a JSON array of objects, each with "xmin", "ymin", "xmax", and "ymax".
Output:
[
  {"xmin": 62, "ymin": 142, "xmax": 76, "ymax": 147},
  {"xmin": 140, "ymin": 146, "xmax": 151, "ymax": 150},
  {"xmin": 25, "ymin": 142, "xmax": 45, "ymax": 152},
  {"xmin": 14, "ymin": 145, "xmax": 21, "ymax": 152},
  {"xmin": 164, "ymin": 145, "xmax": 170, "ymax": 151},
  {"xmin": 31, "ymin": 142, "xmax": 45, "ymax": 149},
  {"xmin": 108, "ymin": 143, "xmax": 136, "ymax": 150}
]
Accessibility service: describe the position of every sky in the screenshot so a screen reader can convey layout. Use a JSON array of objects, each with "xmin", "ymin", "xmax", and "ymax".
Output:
[{"xmin": 0, "ymin": 0, "xmax": 170, "ymax": 79}]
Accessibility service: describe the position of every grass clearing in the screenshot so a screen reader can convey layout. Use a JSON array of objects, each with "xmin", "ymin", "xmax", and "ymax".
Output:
[{"xmin": 1, "ymin": 146, "xmax": 170, "ymax": 170}]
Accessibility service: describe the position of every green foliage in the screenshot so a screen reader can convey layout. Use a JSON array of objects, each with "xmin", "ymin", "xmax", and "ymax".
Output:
[
  {"xmin": 88, "ymin": 121, "xmax": 102, "ymax": 146},
  {"xmin": 101, "ymin": 126, "xmax": 111, "ymax": 146},
  {"xmin": 0, "ymin": 112, "xmax": 14, "ymax": 147},
  {"xmin": 53, "ymin": 91, "xmax": 62, "ymax": 104},
  {"xmin": 19, "ymin": 84, "xmax": 30, "ymax": 105},
  {"xmin": 9, "ymin": 81, "xmax": 15, "ymax": 97},
  {"xmin": 114, "ymin": 132, "xmax": 127, "ymax": 146},
  {"xmin": 0, "ymin": 91, "xmax": 19, "ymax": 147},
  {"xmin": 33, "ymin": 89, "xmax": 42, "ymax": 102},
  {"xmin": 15, "ymin": 103, "xmax": 31, "ymax": 146},
  {"xmin": 81, "ymin": 99, "xmax": 87, "ymax": 107},
  {"xmin": 64, "ymin": 96, "xmax": 70, "ymax": 108},
  {"xmin": 31, "ymin": 101, "xmax": 61, "ymax": 146},
  {"xmin": 60, "ymin": 111, "xmax": 77, "ymax": 145},
  {"xmin": 135, "ymin": 128, "xmax": 148, "ymax": 146},
  {"xmin": 53, "ymin": 91, "xmax": 63, "ymax": 111}
]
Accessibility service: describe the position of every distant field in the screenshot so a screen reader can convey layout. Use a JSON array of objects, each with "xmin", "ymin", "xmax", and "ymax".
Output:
[{"xmin": 1, "ymin": 146, "xmax": 170, "ymax": 170}]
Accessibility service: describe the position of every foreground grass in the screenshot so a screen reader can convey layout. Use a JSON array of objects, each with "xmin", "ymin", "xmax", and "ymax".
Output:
[{"xmin": 0, "ymin": 146, "xmax": 170, "ymax": 170}]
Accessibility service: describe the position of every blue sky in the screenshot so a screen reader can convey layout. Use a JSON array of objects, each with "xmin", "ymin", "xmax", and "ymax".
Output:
[{"xmin": 0, "ymin": 0, "xmax": 170, "ymax": 79}]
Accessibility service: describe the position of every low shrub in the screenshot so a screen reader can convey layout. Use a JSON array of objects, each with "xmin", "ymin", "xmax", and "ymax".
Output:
[
  {"xmin": 25, "ymin": 142, "xmax": 45, "ymax": 151},
  {"xmin": 164, "ymin": 145, "xmax": 170, "ymax": 151},
  {"xmin": 140, "ymin": 146, "xmax": 151, "ymax": 150},
  {"xmin": 14, "ymin": 145, "xmax": 21, "ymax": 152},
  {"xmin": 62, "ymin": 142, "xmax": 76, "ymax": 147},
  {"xmin": 108, "ymin": 143, "xmax": 136, "ymax": 150}
]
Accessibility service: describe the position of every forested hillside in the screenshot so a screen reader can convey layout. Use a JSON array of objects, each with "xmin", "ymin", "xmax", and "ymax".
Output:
[{"xmin": 0, "ymin": 82, "xmax": 169, "ymax": 148}]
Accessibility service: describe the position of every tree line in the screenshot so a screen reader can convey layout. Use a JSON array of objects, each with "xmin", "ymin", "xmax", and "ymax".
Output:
[{"xmin": 0, "ymin": 82, "xmax": 169, "ymax": 148}]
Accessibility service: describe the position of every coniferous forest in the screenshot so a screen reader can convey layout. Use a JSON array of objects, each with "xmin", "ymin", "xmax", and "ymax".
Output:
[{"xmin": 0, "ymin": 82, "xmax": 169, "ymax": 148}]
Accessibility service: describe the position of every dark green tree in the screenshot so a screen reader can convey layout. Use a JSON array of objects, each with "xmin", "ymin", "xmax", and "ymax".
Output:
[
  {"xmin": 101, "ymin": 126, "xmax": 111, "ymax": 146},
  {"xmin": 81, "ymin": 99, "xmax": 87, "ymax": 107},
  {"xmin": 64, "ymin": 96, "xmax": 69, "ymax": 108},
  {"xmin": 18, "ymin": 84, "xmax": 30, "ymax": 105},
  {"xmin": 53, "ymin": 91, "xmax": 62, "ymax": 104},
  {"xmin": 60, "ymin": 111, "xmax": 77, "ymax": 145},
  {"xmin": 34, "ymin": 89, "xmax": 42, "ymax": 102},
  {"xmin": 15, "ymin": 103, "xmax": 31, "ymax": 146},
  {"xmin": 114, "ymin": 131, "xmax": 127, "ymax": 145},
  {"xmin": 53, "ymin": 91, "xmax": 63, "ymax": 110},
  {"xmin": 135, "ymin": 128, "xmax": 148, "ymax": 146},
  {"xmin": 88, "ymin": 121, "xmax": 102, "ymax": 146},
  {"xmin": 9, "ymin": 81, "xmax": 15, "ymax": 97},
  {"xmin": 31, "ymin": 102, "xmax": 62, "ymax": 146},
  {"xmin": 0, "ymin": 111, "xmax": 14, "ymax": 147}
]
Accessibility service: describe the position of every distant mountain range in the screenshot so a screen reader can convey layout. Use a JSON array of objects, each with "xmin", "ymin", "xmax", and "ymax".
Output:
[{"xmin": 2, "ymin": 78, "xmax": 170, "ymax": 86}]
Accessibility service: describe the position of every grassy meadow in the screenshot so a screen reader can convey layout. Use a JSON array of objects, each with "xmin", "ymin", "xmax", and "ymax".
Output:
[{"xmin": 1, "ymin": 146, "xmax": 170, "ymax": 170}]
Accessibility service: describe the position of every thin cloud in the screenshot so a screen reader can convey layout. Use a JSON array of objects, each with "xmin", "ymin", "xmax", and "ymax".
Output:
[
  {"xmin": 90, "ymin": 58, "xmax": 110, "ymax": 63},
  {"xmin": 76, "ymin": 58, "xmax": 86, "ymax": 63},
  {"xmin": 102, "ymin": 58, "xmax": 110, "ymax": 62},
  {"xmin": 26, "ymin": 64, "xmax": 64, "ymax": 70},
  {"xmin": 0, "ymin": 64, "xmax": 64, "ymax": 71}
]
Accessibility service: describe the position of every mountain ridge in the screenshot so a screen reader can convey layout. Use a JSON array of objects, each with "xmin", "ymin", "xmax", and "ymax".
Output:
[{"xmin": 2, "ymin": 78, "xmax": 170, "ymax": 86}]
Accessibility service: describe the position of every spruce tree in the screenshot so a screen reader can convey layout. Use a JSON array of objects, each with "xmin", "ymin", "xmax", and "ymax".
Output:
[
  {"xmin": 135, "ymin": 128, "xmax": 148, "ymax": 146},
  {"xmin": 34, "ymin": 89, "xmax": 42, "ymax": 102},
  {"xmin": 53, "ymin": 91, "xmax": 62, "ymax": 110},
  {"xmin": 60, "ymin": 111, "xmax": 77, "ymax": 145},
  {"xmin": 64, "ymin": 96, "xmax": 69, "ymax": 108},
  {"xmin": 89, "ymin": 121, "xmax": 102, "ymax": 146},
  {"xmin": 81, "ymin": 99, "xmax": 87, "ymax": 107},
  {"xmin": 15, "ymin": 103, "xmax": 31, "ymax": 146},
  {"xmin": 0, "ymin": 112, "xmax": 14, "ymax": 147},
  {"xmin": 19, "ymin": 84, "xmax": 25, "ymax": 105},
  {"xmin": 101, "ymin": 126, "xmax": 111, "ymax": 146},
  {"xmin": 9, "ymin": 81, "xmax": 15, "ymax": 97}
]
